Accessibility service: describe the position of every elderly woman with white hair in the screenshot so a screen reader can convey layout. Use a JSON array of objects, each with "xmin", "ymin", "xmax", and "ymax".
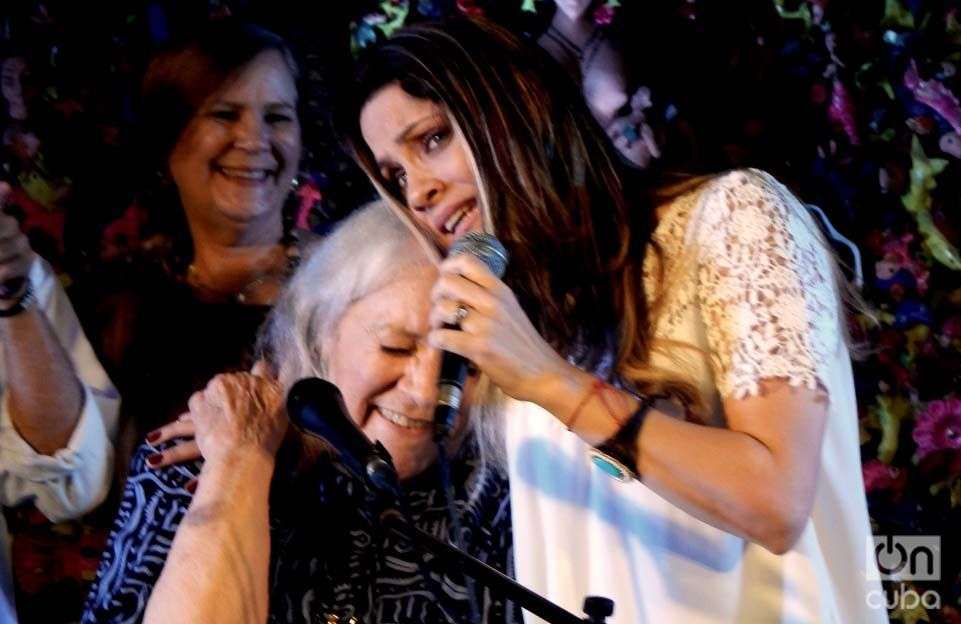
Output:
[{"xmin": 81, "ymin": 202, "xmax": 519, "ymax": 624}]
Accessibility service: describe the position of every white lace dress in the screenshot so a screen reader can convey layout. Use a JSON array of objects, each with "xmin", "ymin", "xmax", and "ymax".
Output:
[{"xmin": 503, "ymin": 170, "xmax": 887, "ymax": 623}]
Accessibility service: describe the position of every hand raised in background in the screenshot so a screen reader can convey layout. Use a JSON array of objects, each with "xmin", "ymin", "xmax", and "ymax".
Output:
[{"xmin": 0, "ymin": 182, "xmax": 34, "ymax": 307}]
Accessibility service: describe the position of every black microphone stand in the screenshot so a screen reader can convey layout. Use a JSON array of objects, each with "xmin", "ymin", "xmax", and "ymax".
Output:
[
  {"xmin": 367, "ymin": 448, "xmax": 615, "ymax": 624},
  {"xmin": 287, "ymin": 377, "xmax": 615, "ymax": 623},
  {"xmin": 379, "ymin": 509, "xmax": 613, "ymax": 624}
]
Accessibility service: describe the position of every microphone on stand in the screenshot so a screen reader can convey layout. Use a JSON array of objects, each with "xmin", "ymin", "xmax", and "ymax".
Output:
[
  {"xmin": 434, "ymin": 233, "xmax": 508, "ymax": 442},
  {"xmin": 285, "ymin": 378, "xmax": 604, "ymax": 624},
  {"xmin": 286, "ymin": 377, "xmax": 454, "ymax": 618},
  {"xmin": 286, "ymin": 377, "xmax": 401, "ymax": 497}
]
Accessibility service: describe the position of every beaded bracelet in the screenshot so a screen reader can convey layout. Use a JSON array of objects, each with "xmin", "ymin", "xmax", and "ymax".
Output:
[
  {"xmin": 566, "ymin": 377, "xmax": 631, "ymax": 431},
  {"xmin": 566, "ymin": 378, "xmax": 607, "ymax": 431}
]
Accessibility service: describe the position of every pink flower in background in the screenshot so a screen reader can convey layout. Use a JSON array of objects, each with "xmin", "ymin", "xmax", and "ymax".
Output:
[
  {"xmin": 456, "ymin": 0, "xmax": 484, "ymax": 17},
  {"xmin": 881, "ymin": 233, "xmax": 930, "ymax": 293},
  {"xmin": 295, "ymin": 181, "xmax": 322, "ymax": 230},
  {"xmin": 862, "ymin": 459, "xmax": 906, "ymax": 494},
  {"xmin": 593, "ymin": 4, "xmax": 616, "ymax": 26},
  {"xmin": 942, "ymin": 316, "xmax": 961, "ymax": 340},
  {"xmin": 904, "ymin": 59, "xmax": 961, "ymax": 136},
  {"xmin": 828, "ymin": 78, "xmax": 860, "ymax": 145},
  {"xmin": 913, "ymin": 398, "xmax": 961, "ymax": 460}
]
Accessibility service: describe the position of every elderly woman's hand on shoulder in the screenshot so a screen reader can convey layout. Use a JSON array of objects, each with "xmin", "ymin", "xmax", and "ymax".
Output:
[
  {"xmin": 146, "ymin": 361, "xmax": 285, "ymax": 471},
  {"xmin": 139, "ymin": 363, "xmax": 286, "ymax": 624},
  {"xmin": 183, "ymin": 363, "xmax": 287, "ymax": 469}
]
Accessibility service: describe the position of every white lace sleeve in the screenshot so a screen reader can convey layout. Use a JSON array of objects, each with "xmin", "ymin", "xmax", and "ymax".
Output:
[{"xmin": 690, "ymin": 169, "xmax": 843, "ymax": 401}]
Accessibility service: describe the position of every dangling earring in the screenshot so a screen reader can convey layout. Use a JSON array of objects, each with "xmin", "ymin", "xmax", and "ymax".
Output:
[
  {"xmin": 292, "ymin": 173, "xmax": 323, "ymax": 231},
  {"xmin": 593, "ymin": 0, "xmax": 620, "ymax": 26}
]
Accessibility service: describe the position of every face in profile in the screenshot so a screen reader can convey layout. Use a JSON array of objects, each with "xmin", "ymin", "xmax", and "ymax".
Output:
[
  {"xmin": 168, "ymin": 50, "xmax": 302, "ymax": 236},
  {"xmin": 324, "ymin": 271, "xmax": 473, "ymax": 480},
  {"xmin": 360, "ymin": 83, "xmax": 482, "ymax": 252}
]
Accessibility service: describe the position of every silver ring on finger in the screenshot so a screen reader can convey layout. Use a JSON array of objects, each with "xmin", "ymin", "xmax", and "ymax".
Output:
[{"xmin": 454, "ymin": 303, "xmax": 469, "ymax": 326}]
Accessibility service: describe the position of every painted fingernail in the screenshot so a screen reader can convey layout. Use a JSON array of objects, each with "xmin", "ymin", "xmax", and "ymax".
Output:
[
  {"xmin": 185, "ymin": 480, "xmax": 198, "ymax": 494},
  {"xmin": 146, "ymin": 453, "xmax": 163, "ymax": 467},
  {"xmin": 146, "ymin": 430, "xmax": 161, "ymax": 443}
]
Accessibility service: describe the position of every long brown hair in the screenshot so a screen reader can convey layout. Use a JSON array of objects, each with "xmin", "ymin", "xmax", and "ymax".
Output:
[{"xmin": 338, "ymin": 18, "xmax": 699, "ymax": 406}]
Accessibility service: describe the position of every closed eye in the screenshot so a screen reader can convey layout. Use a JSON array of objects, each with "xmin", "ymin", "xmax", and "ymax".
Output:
[
  {"xmin": 265, "ymin": 112, "xmax": 294, "ymax": 124},
  {"xmin": 208, "ymin": 108, "xmax": 239, "ymax": 121},
  {"xmin": 381, "ymin": 345, "xmax": 414, "ymax": 356}
]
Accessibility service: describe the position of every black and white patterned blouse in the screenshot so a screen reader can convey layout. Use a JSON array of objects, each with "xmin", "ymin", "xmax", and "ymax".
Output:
[{"xmin": 82, "ymin": 439, "xmax": 520, "ymax": 624}]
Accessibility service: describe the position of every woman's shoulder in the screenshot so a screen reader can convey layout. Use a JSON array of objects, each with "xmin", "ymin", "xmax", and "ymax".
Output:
[
  {"xmin": 704, "ymin": 167, "xmax": 798, "ymax": 211},
  {"xmin": 124, "ymin": 440, "xmax": 198, "ymax": 496},
  {"xmin": 655, "ymin": 168, "xmax": 807, "ymax": 247},
  {"xmin": 705, "ymin": 167, "xmax": 781, "ymax": 190},
  {"xmin": 656, "ymin": 168, "xmax": 783, "ymax": 215},
  {"xmin": 96, "ymin": 442, "xmax": 194, "ymax": 578},
  {"xmin": 81, "ymin": 441, "xmax": 194, "ymax": 623}
]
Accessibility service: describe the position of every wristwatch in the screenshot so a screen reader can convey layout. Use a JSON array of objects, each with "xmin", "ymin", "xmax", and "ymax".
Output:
[
  {"xmin": 0, "ymin": 283, "xmax": 35, "ymax": 318},
  {"xmin": 588, "ymin": 395, "xmax": 657, "ymax": 482}
]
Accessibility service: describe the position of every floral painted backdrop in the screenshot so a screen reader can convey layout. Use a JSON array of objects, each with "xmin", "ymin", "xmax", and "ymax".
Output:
[{"xmin": 1, "ymin": 0, "xmax": 959, "ymax": 621}]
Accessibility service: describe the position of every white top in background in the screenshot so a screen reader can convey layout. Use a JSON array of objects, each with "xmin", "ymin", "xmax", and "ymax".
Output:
[{"xmin": 0, "ymin": 257, "xmax": 119, "ymax": 623}]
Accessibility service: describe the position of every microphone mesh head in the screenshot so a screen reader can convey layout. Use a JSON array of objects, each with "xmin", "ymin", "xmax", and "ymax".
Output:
[{"xmin": 448, "ymin": 233, "xmax": 508, "ymax": 278}]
